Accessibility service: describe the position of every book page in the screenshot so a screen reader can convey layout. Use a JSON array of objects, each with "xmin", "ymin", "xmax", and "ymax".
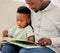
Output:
[{"xmin": 2, "ymin": 37, "xmax": 41, "ymax": 48}]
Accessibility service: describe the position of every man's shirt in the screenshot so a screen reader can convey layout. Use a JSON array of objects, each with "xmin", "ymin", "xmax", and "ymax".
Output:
[{"xmin": 31, "ymin": 3, "xmax": 60, "ymax": 53}]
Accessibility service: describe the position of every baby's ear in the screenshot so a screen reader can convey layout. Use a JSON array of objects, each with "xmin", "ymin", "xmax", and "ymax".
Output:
[{"xmin": 28, "ymin": 18, "xmax": 31, "ymax": 24}]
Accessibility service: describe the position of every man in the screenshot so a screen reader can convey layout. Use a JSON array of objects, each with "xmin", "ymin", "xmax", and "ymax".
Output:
[{"xmin": 20, "ymin": 0, "xmax": 60, "ymax": 53}]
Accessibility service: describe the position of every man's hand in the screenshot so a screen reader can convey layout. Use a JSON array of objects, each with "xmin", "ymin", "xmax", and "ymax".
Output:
[{"xmin": 38, "ymin": 38, "xmax": 52, "ymax": 46}]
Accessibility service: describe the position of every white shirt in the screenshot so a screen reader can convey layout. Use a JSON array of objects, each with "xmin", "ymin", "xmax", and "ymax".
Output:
[
  {"xmin": 8, "ymin": 25, "xmax": 34, "ymax": 41},
  {"xmin": 31, "ymin": 3, "xmax": 60, "ymax": 53}
]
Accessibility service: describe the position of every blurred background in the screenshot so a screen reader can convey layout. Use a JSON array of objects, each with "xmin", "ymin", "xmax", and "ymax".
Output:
[{"xmin": 0, "ymin": 0, "xmax": 60, "ymax": 38}]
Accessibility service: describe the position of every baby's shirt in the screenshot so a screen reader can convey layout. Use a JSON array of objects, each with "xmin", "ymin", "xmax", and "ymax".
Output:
[{"xmin": 8, "ymin": 25, "xmax": 34, "ymax": 41}]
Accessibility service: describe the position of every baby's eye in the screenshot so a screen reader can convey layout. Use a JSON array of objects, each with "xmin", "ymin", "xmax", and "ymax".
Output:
[
  {"xmin": 28, "ymin": 3, "xmax": 34, "ymax": 5},
  {"xmin": 20, "ymin": 20, "xmax": 24, "ymax": 22},
  {"xmin": 17, "ymin": 19, "xmax": 24, "ymax": 22}
]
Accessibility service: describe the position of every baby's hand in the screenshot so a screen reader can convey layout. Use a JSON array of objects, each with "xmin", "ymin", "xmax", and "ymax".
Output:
[
  {"xmin": 2, "ymin": 30, "xmax": 8, "ymax": 37},
  {"xmin": 28, "ymin": 36, "xmax": 35, "ymax": 42}
]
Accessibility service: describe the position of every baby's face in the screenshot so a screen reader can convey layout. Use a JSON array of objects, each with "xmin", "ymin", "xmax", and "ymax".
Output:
[{"xmin": 16, "ymin": 13, "xmax": 30, "ymax": 28}]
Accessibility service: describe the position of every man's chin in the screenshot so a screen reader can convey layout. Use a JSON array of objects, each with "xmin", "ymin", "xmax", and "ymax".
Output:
[
  {"xmin": 32, "ymin": 9, "xmax": 38, "ymax": 12},
  {"xmin": 35, "ymin": 10, "xmax": 38, "ymax": 12}
]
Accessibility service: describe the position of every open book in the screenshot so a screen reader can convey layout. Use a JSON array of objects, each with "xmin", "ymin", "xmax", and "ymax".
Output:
[{"xmin": 2, "ymin": 37, "xmax": 41, "ymax": 48}]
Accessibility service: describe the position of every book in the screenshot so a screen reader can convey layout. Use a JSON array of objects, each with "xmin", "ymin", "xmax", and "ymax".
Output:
[{"xmin": 2, "ymin": 37, "xmax": 41, "ymax": 48}]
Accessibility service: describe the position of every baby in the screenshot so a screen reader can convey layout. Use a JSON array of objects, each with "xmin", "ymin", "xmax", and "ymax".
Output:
[{"xmin": 2, "ymin": 6, "xmax": 35, "ymax": 42}]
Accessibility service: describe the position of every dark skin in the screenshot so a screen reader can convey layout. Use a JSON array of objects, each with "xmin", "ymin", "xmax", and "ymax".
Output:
[
  {"xmin": 38, "ymin": 38, "xmax": 52, "ymax": 46},
  {"xmin": 25, "ymin": 0, "xmax": 50, "ymax": 12},
  {"xmin": 2, "ymin": 30, "xmax": 8, "ymax": 37},
  {"xmin": 28, "ymin": 36, "xmax": 35, "ymax": 42},
  {"xmin": 25, "ymin": 0, "xmax": 52, "ymax": 46}
]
